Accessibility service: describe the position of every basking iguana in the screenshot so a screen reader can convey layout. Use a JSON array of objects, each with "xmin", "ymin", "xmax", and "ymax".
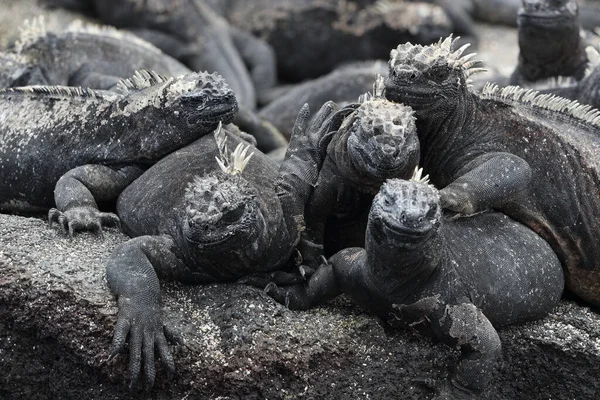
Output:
[
  {"xmin": 297, "ymin": 82, "xmax": 421, "ymax": 268},
  {"xmin": 0, "ymin": 18, "xmax": 190, "ymax": 90},
  {"xmin": 384, "ymin": 36, "xmax": 600, "ymax": 305},
  {"xmin": 209, "ymin": 0, "xmax": 453, "ymax": 81},
  {"xmin": 44, "ymin": 0, "xmax": 277, "ymax": 110},
  {"xmin": 0, "ymin": 70, "xmax": 237, "ymax": 236},
  {"xmin": 105, "ymin": 102, "xmax": 348, "ymax": 387},
  {"xmin": 249, "ymin": 178, "xmax": 563, "ymax": 399},
  {"xmin": 510, "ymin": 0, "xmax": 588, "ymax": 86}
]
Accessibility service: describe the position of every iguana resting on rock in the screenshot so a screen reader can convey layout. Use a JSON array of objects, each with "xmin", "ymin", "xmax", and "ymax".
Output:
[
  {"xmin": 0, "ymin": 18, "xmax": 190, "ymax": 90},
  {"xmin": 509, "ymin": 0, "xmax": 588, "ymax": 86},
  {"xmin": 105, "ymin": 102, "xmax": 348, "ymax": 387},
  {"xmin": 44, "ymin": 0, "xmax": 277, "ymax": 110},
  {"xmin": 209, "ymin": 0, "xmax": 453, "ymax": 81},
  {"xmin": 259, "ymin": 61, "xmax": 388, "ymax": 139},
  {"xmin": 297, "ymin": 85, "xmax": 421, "ymax": 268},
  {"xmin": 0, "ymin": 70, "xmax": 237, "ymax": 236},
  {"xmin": 249, "ymin": 178, "xmax": 564, "ymax": 399},
  {"xmin": 384, "ymin": 36, "xmax": 600, "ymax": 305}
]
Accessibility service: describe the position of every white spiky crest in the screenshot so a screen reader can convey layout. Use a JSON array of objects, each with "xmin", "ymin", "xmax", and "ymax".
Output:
[
  {"xmin": 114, "ymin": 69, "xmax": 172, "ymax": 95},
  {"xmin": 15, "ymin": 16, "xmax": 46, "ymax": 53},
  {"xmin": 585, "ymin": 45, "xmax": 600, "ymax": 77},
  {"xmin": 409, "ymin": 166, "xmax": 430, "ymax": 184},
  {"xmin": 481, "ymin": 82, "xmax": 600, "ymax": 127},
  {"xmin": 359, "ymin": 74, "xmax": 387, "ymax": 103},
  {"xmin": 214, "ymin": 122, "xmax": 254, "ymax": 175},
  {"xmin": 389, "ymin": 35, "xmax": 486, "ymax": 80},
  {"xmin": 0, "ymin": 85, "xmax": 111, "ymax": 101}
]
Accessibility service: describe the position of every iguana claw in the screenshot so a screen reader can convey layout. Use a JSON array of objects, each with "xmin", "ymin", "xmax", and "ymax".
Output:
[{"xmin": 48, "ymin": 206, "xmax": 121, "ymax": 237}]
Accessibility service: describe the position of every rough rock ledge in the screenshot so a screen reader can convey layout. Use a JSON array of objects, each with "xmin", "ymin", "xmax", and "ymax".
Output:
[{"xmin": 1, "ymin": 213, "xmax": 599, "ymax": 400}]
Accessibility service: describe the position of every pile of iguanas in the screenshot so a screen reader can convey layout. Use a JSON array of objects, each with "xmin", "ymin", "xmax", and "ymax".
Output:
[{"xmin": 2, "ymin": 0, "xmax": 600, "ymax": 398}]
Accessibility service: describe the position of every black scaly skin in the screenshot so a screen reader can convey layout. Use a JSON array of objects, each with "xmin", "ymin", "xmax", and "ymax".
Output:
[
  {"xmin": 47, "ymin": 0, "xmax": 276, "ymax": 110},
  {"xmin": 0, "ymin": 20, "xmax": 190, "ymax": 90},
  {"xmin": 384, "ymin": 36, "xmax": 600, "ymax": 305},
  {"xmin": 253, "ymin": 179, "xmax": 563, "ymax": 399},
  {"xmin": 298, "ymin": 97, "xmax": 420, "ymax": 268},
  {"xmin": 0, "ymin": 70, "xmax": 237, "ymax": 236},
  {"xmin": 105, "ymin": 102, "xmax": 344, "ymax": 387},
  {"xmin": 510, "ymin": 0, "xmax": 588, "ymax": 86}
]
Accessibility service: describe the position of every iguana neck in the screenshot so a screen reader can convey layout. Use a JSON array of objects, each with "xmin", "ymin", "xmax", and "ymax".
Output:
[
  {"xmin": 364, "ymin": 223, "xmax": 444, "ymax": 296},
  {"xmin": 412, "ymin": 90, "xmax": 485, "ymax": 185}
]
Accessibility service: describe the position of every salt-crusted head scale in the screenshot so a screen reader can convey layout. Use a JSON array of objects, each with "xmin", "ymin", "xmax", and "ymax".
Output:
[
  {"xmin": 389, "ymin": 35, "xmax": 486, "ymax": 80},
  {"xmin": 354, "ymin": 96, "xmax": 416, "ymax": 139}
]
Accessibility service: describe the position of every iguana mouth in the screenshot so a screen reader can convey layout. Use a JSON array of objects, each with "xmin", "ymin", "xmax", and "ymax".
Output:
[{"xmin": 199, "ymin": 102, "xmax": 239, "ymax": 124}]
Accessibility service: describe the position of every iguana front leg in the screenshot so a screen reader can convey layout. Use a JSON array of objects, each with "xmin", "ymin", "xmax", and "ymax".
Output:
[
  {"xmin": 106, "ymin": 235, "xmax": 217, "ymax": 388},
  {"xmin": 439, "ymin": 152, "xmax": 532, "ymax": 215},
  {"xmin": 49, "ymin": 164, "xmax": 143, "ymax": 237}
]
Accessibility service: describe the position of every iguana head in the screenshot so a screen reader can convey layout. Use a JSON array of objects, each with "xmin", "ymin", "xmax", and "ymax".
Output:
[
  {"xmin": 114, "ymin": 70, "xmax": 238, "ymax": 130},
  {"xmin": 369, "ymin": 179, "xmax": 441, "ymax": 249},
  {"xmin": 519, "ymin": 0, "xmax": 578, "ymax": 23},
  {"xmin": 182, "ymin": 173, "xmax": 267, "ymax": 250},
  {"xmin": 342, "ymin": 98, "xmax": 420, "ymax": 181},
  {"xmin": 385, "ymin": 36, "xmax": 484, "ymax": 111}
]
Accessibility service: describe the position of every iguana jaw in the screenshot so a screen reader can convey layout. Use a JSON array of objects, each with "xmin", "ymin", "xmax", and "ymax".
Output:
[
  {"xmin": 183, "ymin": 173, "xmax": 264, "ymax": 250},
  {"xmin": 369, "ymin": 179, "xmax": 441, "ymax": 248}
]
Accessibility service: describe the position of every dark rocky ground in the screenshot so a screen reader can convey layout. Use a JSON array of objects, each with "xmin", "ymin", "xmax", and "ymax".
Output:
[{"xmin": 1, "ymin": 213, "xmax": 600, "ymax": 400}]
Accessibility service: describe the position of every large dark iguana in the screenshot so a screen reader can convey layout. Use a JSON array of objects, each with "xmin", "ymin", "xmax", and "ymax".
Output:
[
  {"xmin": 104, "ymin": 102, "xmax": 349, "ymax": 387},
  {"xmin": 384, "ymin": 36, "xmax": 600, "ymax": 305},
  {"xmin": 0, "ymin": 70, "xmax": 237, "ymax": 235},
  {"xmin": 0, "ymin": 18, "xmax": 190, "ymax": 90},
  {"xmin": 249, "ymin": 178, "xmax": 563, "ymax": 399},
  {"xmin": 296, "ymin": 86, "xmax": 421, "ymax": 268},
  {"xmin": 43, "ymin": 0, "xmax": 277, "ymax": 110},
  {"xmin": 209, "ymin": 0, "xmax": 454, "ymax": 81},
  {"xmin": 509, "ymin": 0, "xmax": 588, "ymax": 86}
]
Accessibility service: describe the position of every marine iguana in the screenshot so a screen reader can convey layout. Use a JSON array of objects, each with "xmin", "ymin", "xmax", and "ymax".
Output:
[
  {"xmin": 211, "ymin": 0, "xmax": 453, "ymax": 81},
  {"xmin": 0, "ymin": 70, "xmax": 237, "ymax": 236},
  {"xmin": 250, "ymin": 178, "xmax": 563, "ymax": 399},
  {"xmin": 259, "ymin": 61, "xmax": 388, "ymax": 139},
  {"xmin": 509, "ymin": 0, "xmax": 588, "ymax": 86},
  {"xmin": 384, "ymin": 36, "xmax": 600, "ymax": 305},
  {"xmin": 0, "ymin": 18, "xmax": 190, "ymax": 90},
  {"xmin": 105, "ymin": 102, "xmax": 349, "ymax": 386},
  {"xmin": 44, "ymin": 0, "xmax": 277, "ymax": 110},
  {"xmin": 297, "ymin": 83, "xmax": 421, "ymax": 268}
]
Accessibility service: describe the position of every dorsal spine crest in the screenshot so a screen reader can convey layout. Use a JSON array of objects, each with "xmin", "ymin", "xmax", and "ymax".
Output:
[{"xmin": 114, "ymin": 70, "xmax": 172, "ymax": 95}]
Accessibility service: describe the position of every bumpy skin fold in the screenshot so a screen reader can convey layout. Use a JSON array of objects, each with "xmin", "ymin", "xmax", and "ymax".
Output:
[
  {"xmin": 253, "ymin": 179, "xmax": 563, "ymax": 398},
  {"xmin": 298, "ymin": 98, "xmax": 421, "ymax": 268},
  {"xmin": 50, "ymin": 0, "xmax": 277, "ymax": 110},
  {"xmin": 510, "ymin": 0, "xmax": 588, "ymax": 85},
  {"xmin": 0, "ymin": 71, "xmax": 237, "ymax": 237},
  {"xmin": 384, "ymin": 36, "xmax": 600, "ymax": 305},
  {"xmin": 105, "ymin": 103, "xmax": 343, "ymax": 387}
]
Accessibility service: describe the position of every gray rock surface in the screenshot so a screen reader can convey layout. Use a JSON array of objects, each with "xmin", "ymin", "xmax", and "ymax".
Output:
[{"xmin": 1, "ymin": 213, "xmax": 600, "ymax": 399}]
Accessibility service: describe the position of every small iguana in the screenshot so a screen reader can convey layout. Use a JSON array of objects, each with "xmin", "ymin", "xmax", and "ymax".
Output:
[
  {"xmin": 509, "ymin": 0, "xmax": 588, "ymax": 86},
  {"xmin": 250, "ymin": 178, "xmax": 563, "ymax": 399},
  {"xmin": 0, "ymin": 18, "xmax": 190, "ymax": 90},
  {"xmin": 44, "ymin": 0, "xmax": 277, "ymax": 110},
  {"xmin": 0, "ymin": 70, "xmax": 237, "ymax": 236},
  {"xmin": 105, "ymin": 102, "xmax": 347, "ymax": 387},
  {"xmin": 297, "ymin": 81, "xmax": 421, "ymax": 268},
  {"xmin": 384, "ymin": 36, "xmax": 600, "ymax": 305}
]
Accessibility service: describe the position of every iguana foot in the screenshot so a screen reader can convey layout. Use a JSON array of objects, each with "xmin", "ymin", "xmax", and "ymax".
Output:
[
  {"xmin": 110, "ymin": 295, "xmax": 176, "ymax": 389},
  {"xmin": 439, "ymin": 188, "xmax": 477, "ymax": 215},
  {"xmin": 238, "ymin": 269, "xmax": 307, "ymax": 287},
  {"xmin": 48, "ymin": 206, "xmax": 120, "ymax": 237},
  {"xmin": 297, "ymin": 238, "xmax": 325, "ymax": 269}
]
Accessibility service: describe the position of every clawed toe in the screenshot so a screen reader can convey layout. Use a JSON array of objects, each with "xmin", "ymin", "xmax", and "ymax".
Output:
[{"xmin": 48, "ymin": 206, "xmax": 121, "ymax": 237}]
